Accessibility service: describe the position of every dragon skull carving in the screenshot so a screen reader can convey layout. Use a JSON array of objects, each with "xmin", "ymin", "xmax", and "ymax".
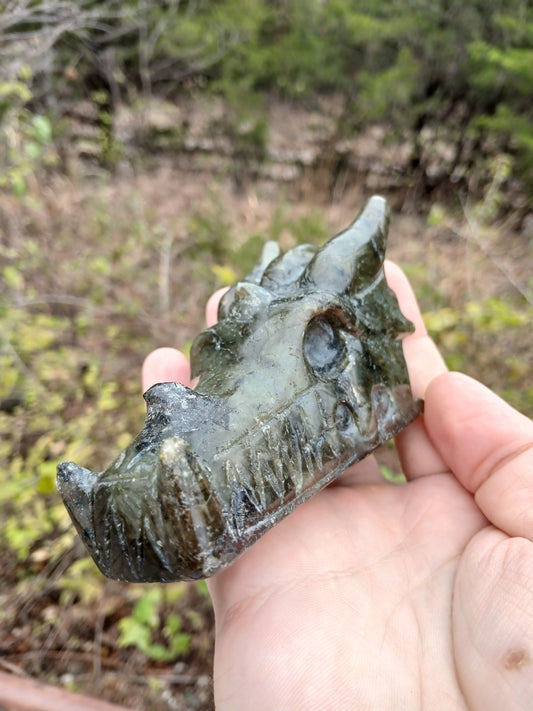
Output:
[{"xmin": 57, "ymin": 195, "xmax": 423, "ymax": 582}]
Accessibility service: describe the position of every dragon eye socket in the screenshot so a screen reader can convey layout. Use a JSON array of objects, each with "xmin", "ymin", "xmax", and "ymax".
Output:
[{"xmin": 303, "ymin": 314, "xmax": 346, "ymax": 376}]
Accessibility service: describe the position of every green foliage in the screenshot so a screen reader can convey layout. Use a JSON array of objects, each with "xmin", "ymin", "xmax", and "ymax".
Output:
[
  {"xmin": 286, "ymin": 210, "xmax": 329, "ymax": 246},
  {"xmin": 469, "ymin": 153, "xmax": 514, "ymax": 224},
  {"xmin": 246, "ymin": 0, "xmax": 354, "ymax": 97},
  {"xmin": 156, "ymin": 1, "xmax": 533, "ymax": 190},
  {"xmin": 0, "ymin": 190, "xmax": 154, "ymax": 567},
  {"xmin": 468, "ymin": 39, "xmax": 533, "ymax": 95},
  {"xmin": 186, "ymin": 191, "xmax": 235, "ymax": 271},
  {"xmin": 185, "ymin": 191, "xmax": 324, "ymax": 287},
  {"xmin": 0, "ymin": 177, "xmax": 221, "ymax": 704},
  {"xmin": 475, "ymin": 108, "xmax": 533, "ymax": 186},
  {"xmin": 357, "ymin": 48, "xmax": 419, "ymax": 124},
  {"xmin": 230, "ymin": 235, "xmax": 267, "ymax": 276},
  {"xmin": 426, "ymin": 204, "xmax": 447, "ymax": 228},
  {"xmin": 2, "ymin": 0, "xmax": 533, "ymax": 190},
  {"xmin": 205, "ymin": 201, "xmax": 329, "ymax": 287},
  {"xmin": 464, "ymin": 9, "xmax": 533, "ymax": 187},
  {"xmin": 92, "ymin": 90, "xmax": 122, "ymax": 167},
  {"xmin": 57, "ymin": 557, "xmax": 106, "ymax": 606},
  {"xmin": 117, "ymin": 587, "xmax": 191, "ymax": 661},
  {"xmin": 0, "ymin": 303, "xmax": 133, "ymax": 562},
  {"xmin": 0, "ymin": 70, "xmax": 56, "ymax": 197},
  {"xmin": 425, "ymin": 296, "xmax": 533, "ymax": 414}
]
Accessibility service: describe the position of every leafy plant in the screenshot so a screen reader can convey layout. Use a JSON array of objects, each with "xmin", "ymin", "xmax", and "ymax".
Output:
[
  {"xmin": 117, "ymin": 587, "xmax": 191, "ymax": 662},
  {"xmin": 0, "ymin": 69, "xmax": 56, "ymax": 197},
  {"xmin": 424, "ymin": 296, "xmax": 533, "ymax": 414}
]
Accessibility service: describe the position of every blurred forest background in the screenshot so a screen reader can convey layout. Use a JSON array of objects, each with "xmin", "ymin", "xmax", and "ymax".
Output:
[{"xmin": 1, "ymin": 1, "xmax": 532, "ymax": 709}]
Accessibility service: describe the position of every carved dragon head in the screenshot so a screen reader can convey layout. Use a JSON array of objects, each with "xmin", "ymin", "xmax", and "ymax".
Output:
[{"xmin": 57, "ymin": 195, "xmax": 422, "ymax": 582}]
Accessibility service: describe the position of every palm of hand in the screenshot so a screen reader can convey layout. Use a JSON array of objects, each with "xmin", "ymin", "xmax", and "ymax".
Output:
[
  {"xmin": 142, "ymin": 266, "xmax": 533, "ymax": 711},
  {"xmin": 209, "ymin": 431, "xmax": 533, "ymax": 711},
  {"xmin": 209, "ymin": 464, "xmax": 487, "ymax": 710}
]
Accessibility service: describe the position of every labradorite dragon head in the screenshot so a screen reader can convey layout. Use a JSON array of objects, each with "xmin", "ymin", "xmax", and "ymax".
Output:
[{"xmin": 57, "ymin": 195, "xmax": 422, "ymax": 582}]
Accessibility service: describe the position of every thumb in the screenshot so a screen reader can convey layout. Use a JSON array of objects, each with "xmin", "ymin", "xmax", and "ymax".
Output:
[{"xmin": 425, "ymin": 372, "xmax": 533, "ymax": 540}]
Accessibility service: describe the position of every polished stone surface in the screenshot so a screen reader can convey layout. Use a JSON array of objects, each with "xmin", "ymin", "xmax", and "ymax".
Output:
[{"xmin": 57, "ymin": 195, "xmax": 423, "ymax": 582}]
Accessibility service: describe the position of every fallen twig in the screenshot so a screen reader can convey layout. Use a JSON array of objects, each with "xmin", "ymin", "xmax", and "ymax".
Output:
[{"xmin": 0, "ymin": 670, "xmax": 133, "ymax": 711}]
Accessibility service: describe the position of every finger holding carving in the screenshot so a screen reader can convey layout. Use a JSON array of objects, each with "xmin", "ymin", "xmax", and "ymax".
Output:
[
  {"xmin": 384, "ymin": 260, "xmax": 447, "ymax": 397},
  {"xmin": 142, "ymin": 347, "xmax": 192, "ymax": 391},
  {"xmin": 384, "ymin": 261, "xmax": 448, "ymax": 480},
  {"xmin": 425, "ymin": 372, "xmax": 533, "ymax": 540},
  {"xmin": 206, "ymin": 287, "xmax": 230, "ymax": 327}
]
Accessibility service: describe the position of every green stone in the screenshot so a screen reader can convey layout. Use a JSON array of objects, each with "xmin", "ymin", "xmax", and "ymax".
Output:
[{"xmin": 57, "ymin": 195, "xmax": 423, "ymax": 582}]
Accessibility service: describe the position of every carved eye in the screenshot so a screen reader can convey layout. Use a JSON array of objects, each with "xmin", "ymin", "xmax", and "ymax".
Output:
[{"xmin": 303, "ymin": 314, "xmax": 346, "ymax": 376}]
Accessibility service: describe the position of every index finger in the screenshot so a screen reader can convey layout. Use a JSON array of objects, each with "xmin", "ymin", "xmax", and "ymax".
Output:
[
  {"xmin": 384, "ymin": 261, "xmax": 447, "ymax": 397},
  {"xmin": 384, "ymin": 261, "xmax": 449, "ymax": 479}
]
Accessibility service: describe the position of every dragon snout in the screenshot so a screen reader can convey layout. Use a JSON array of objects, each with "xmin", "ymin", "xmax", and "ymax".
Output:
[
  {"xmin": 57, "ymin": 435, "xmax": 229, "ymax": 582},
  {"xmin": 57, "ymin": 461, "xmax": 99, "ymax": 550}
]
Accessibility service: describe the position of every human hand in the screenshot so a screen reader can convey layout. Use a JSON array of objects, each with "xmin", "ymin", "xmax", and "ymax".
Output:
[{"xmin": 142, "ymin": 266, "xmax": 533, "ymax": 711}]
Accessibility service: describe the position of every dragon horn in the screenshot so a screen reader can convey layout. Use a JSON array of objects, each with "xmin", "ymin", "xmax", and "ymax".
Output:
[{"xmin": 301, "ymin": 195, "xmax": 389, "ymax": 293}]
